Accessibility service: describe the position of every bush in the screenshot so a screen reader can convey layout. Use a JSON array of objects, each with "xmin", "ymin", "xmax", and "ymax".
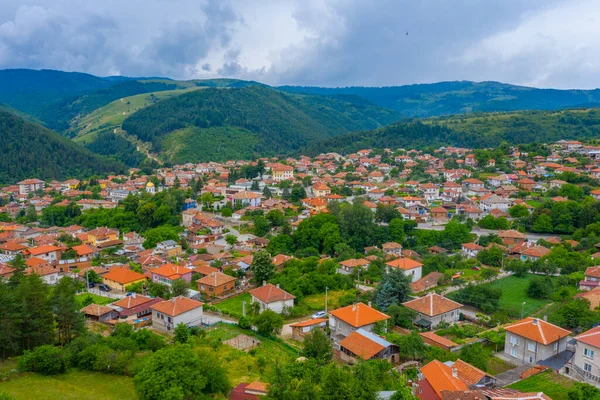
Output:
[
  {"xmin": 238, "ymin": 316, "xmax": 252, "ymax": 329},
  {"xmin": 18, "ymin": 345, "xmax": 67, "ymax": 375}
]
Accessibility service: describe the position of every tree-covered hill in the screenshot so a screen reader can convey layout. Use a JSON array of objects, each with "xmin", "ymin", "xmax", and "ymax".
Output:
[
  {"xmin": 302, "ymin": 108, "xmax": 600, "ymax": 155},
  {"xmin": 280, "ymin": 81, "xmax": 600, "ymax": 117},
  {"xmin": 0, "ymin": 109, "xmax": 125, "ymax": 184},
  {"xmin": 121, "ymin": 86, "xmax": 402, "ymax": 163}
]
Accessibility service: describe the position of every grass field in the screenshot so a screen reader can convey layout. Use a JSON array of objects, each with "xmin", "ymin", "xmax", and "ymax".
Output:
[
  {"xmin": 0, "ymin": 370, "xmax": 137, "ymax": 400},
  {"xmin": 488, "ymin": 275, "xmax": 555, "ymax": 316},
  {"xmin": 508, "ymin": 371, "xmax": 574, "ymax": 400},
  {"xmin": 211, "ymin": 293, "xmax": 251, "ymax": 319},
  {"xmin": 302, "ymin": 289, "xmax": 355, "ymax": 312},
  {"xmin": 75, "ymin": 293, "xmax": 114, "ymax": 307},
  {"xmin": 199, "ymin": 323, "xmax": 298, "ymax": 385}
]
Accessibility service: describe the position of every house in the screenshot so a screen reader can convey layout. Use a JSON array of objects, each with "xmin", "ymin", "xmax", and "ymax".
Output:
[
  {"xmin": 80, "ymin": 304, "xmax": 118, "ymax": 322},
  {"xmin": 418, "ymin": 360, "xmax": 468, "ymax": 399},
  {"xmin": 111, "ymin": 294, "xmax": 163, "ymax": 320},
  {"xmin": 328, "ymin": 302, "xmax": 390, "ymax": 340},
  {"xmin": 419, "ymin": 331, "xmax": 458, "ymax": 352},
  {"xmin": 461, "ymin": 243, "xmax": 483, "ymax": 259},
  {"xmin": 381, "ymin": 242, "xmax": 403, "ymax": 256},
  {"xmin": 18, "ymin": 179, "xmax": 44, "ymax": 195},
  {"xmin": 102, "ymin": 267, "xmax": 147, "ymax": 292},
  {"xmin": 579, "ymin": 266, "xmax": 600, "ymax": 291},
  {"xmin": 249, "ymin": 283, "xmax": 295, "ymax": 314},
  {"xmin": 27, "ymin": 245, "xmax": 62, "ymax": 263},
  {"xmin": 26, "ymin": 264, "xmax": 60, "ymax": 285},
  {"xmin": 289, "ymin": 318, "xmax": 328, "ymax": 341},
  {"xmin": 567, "ymin": 326, "xmax": 600, "ymax": 383},
  {"xmin": 498, "ymin": 230, "xmax": 526, "ymax": 246},
  {"xmin": 231, "ymin": 191, "xmax": 261, "ymax": 208},
  {"xmin": 418, "ymin": 359, "xmax": 496, "ymax": 399},
  {"xmin": 480, "ymin": 195, "xmax": 512, "ymax": 213},
  {"xmin": 155, "ymin": 240, "xmax": 182, "ymax": 257},
  {"xmin": 150, "ymin": 296, "xmax": 204, "ymax": 332},
  {"xmin": 504, "ymin": 317, "xmax": 571, "ymax": 365},
  {"xmin": 182, "ymin": 198, "xmax": 197, "ymax": 211},
  {"xmin": 151, "ymin": 263, "xmax": 193, "ymax": 285},
  {"xmin": 339, "ymin": 328, "xmax": 399, "ymax": 363},
  {"xmin": 402, "ymin": 293, "xmax": 463, "ymax": 329},
  {"xmin": 0, "ymin": 263, "xmax": 16, "ymax": 281},
  {"xmin": 196, "ymin": 272, "xmax": 237, "ymax": 297},
  {"xmin": 430, "ymin": 206, "xmax": 448, "ymax": 222},
  {"xmin": 410, "ymin": 272, "xmax": 445, "ymax": 293},
  {"xmin": 385, "ymin": 257, "xmax": 423, "ymax": 282},
  {"xmin": 520, "ymin": 245, "xmax": 550, "ymax": 262},
  {"xmin": 312, "ymin": 182, "xmax": 332, "ymax": 197},
  {"xmin": 87, "ymin": 227, "xmax": 120, "ymax": 247},
  {"xmin": 270, "ymin": 163, "xmax": 294, "ymax": 182},
  {"xmin": 338, "ymin": 258, "xmax": 370, "ymax": 275}
]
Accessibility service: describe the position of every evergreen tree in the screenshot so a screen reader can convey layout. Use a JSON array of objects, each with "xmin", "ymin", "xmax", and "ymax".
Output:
[
  {"xmin": 53, "ymin": 277, "xmax": 85, "ymax": 345},
  {"xmin": 16, "ymin": 274, "xmax": 54, "ymax": 350},
  {"xmin": 250, "ymin": 251, "xmax": 275, "ymax": 285},
  {"xmin": 0, "ymin": 281, "xmax": 21, "ymax": 360}
]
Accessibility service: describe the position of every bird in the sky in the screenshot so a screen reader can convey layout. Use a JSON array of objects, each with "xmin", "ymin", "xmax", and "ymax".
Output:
[{"xmin": 406, "ymin": 31, "xmax": 408, "ymax": 36}]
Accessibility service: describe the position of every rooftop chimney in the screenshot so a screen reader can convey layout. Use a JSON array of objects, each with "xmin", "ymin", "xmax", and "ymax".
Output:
[
  {"xmin": 452, "ymin": 368, "xmax": 458, "ymax": 378},
  {"xmin": 263, "ymin": 280, "xmax": 267, "ymax": 286},
  {"xmin": 532, "ymin": 318, "xmax": 538, "ymax": 325},
  {"xmin": 543, "ymin": 315, "xmax": 547, "ymax": 322},
  {"xmin": 276, "ymin": 284, "xmax": 280, "ymax": 289},
  {"xmin": 368, "ymin": 301, "xmax": 372, "ymax": 308}
]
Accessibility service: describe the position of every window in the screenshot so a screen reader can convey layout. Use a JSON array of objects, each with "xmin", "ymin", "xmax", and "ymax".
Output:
[
  {"xmin": 338, "ymin": 322, "xmax": 342, "ymax": 329},
  {"xmin": 511, "ymin": 348, "xmax": 517, "ymax": 357},
  {"xmin": 529, "ymin": 356, "xmax": 534, "ymax": 363},
  {"xmin": 553, "ymin": 342, "xmax": 558, "ymax": 352},
  {"xmin": 584, "ymin": 348, "xmax": 595, "ymax": 359},
  {"xmin": 209, "ymin": 287, "xmax": 214, "ymax": 293},
  {"xmin": 527, "ymin": 343, "xmax": 536, "ymax": 352},
  {"xmin": 585, "ymin": 363, "xmax": 592, "ymax": 372},
  {"xmin": 510, "ymin": 335, "xmax": 520, "ymax": 346}
]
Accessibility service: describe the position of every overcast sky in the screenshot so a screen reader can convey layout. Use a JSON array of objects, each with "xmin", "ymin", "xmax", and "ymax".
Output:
[{"xmin": 1, "ymin": 0, "xmax": 598, "ymax": 88}]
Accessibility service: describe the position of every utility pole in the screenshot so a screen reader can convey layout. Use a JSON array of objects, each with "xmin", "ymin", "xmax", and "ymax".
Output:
[
  {"xmin": 86, "ymin": 269, "xmax": 89, "ymax": 293},
  {"xmin": 325, "ymin": 286, "xmax": 328, "ymax": 313},
  {"xmin": 521, "ymin": 301, "xmax": 526, "ymax": 319}
]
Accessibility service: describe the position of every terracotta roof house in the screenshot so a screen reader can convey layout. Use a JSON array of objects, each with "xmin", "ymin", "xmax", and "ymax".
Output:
[
  {"xmin": 338, "ymin": 258, "xmax": 370, "ymax": 275},
  {"xmin": 289, "ymin": 318, "xmax": 328, "ymax": 341},
  {"xmin": 150, "ymin": 296, "xmax": 204, "ymax": 332},
  {"xmin": 402, "ymin": 293, "xmax": 464, "ymax": 329},
  {"xmin": 339, "ymin": 328, "xmax": 399, "ymax": 362},
  {"xmin": 579, "ymin": 266, "xmax": 600, "ymax": 291},
  {"xmin": 567, "ymin": 326, "xmax": 600, "ymax": 383},
  {"xmin": 410, "ymin": 272, "xmax": 445, "ymax": 293},
  {"xmin": 498, "ymin": 230, "xmax": 526, "ymax": 246},
  {"xmin": 151, "ymin": 263, "xmax": 193, "ymax": 285},
  {"xmin": 196, "ymin": 272, "xmax": 237, "ymax": 297},
  {"xmin": 102, "ymin": 267, "xmax": 147, "ymax": 292},
  {"xmin": 504, "ymin": 318, "xmax": 571, "ymax": 365},
  {"xmin": 419, "ymin": 331, "xmax": 458, "ymax": 351},
  {"xmin": 249, "ymin": 283, "xmax": 295, "ymax": 314},
  {"xmin": 519, "ymin": 245, "xmax": 551, "ymax": 261},
  {"xmin": 328, "ymin": 302, "xmax": 390, "ymax": 340},
  {"xmin": 111, "ymin": 294, "xmax": 163, "ymax": 318},
  {"xmin": 419, "ymin": 360, "xmax": 468, "ymax": 399},
  {"xmin": 385, "ymin": 257, "xmax": 423, "ymax": 282},
  {"xmin": 80, "ymin": 304, "xmax": 118, "ymax": 322}
]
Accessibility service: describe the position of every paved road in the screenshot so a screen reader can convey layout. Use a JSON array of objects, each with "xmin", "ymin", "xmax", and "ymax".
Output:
[{"xmin": 417, "ymin": 223, "xmax": 555, "ymax": 242}]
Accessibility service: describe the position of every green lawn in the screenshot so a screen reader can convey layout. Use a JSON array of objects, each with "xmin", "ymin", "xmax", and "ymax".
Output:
[
  {"xmin": 75, "ymin": 293, "xmax": 114, "ymax": 307},
  {"xmin": 302, "ymin": 289, "xmax": 355, "ymax": 312},
  {"xmin": 211, "ymin": 293, "xmax": 251, "ymax": 319},
  {"xmin": 488, "ymin": 275, "xmax": 556, "ymax": 317},
  {"xmin": 199, "ymin": 323, "xmax": 298, "ymax": 385},
  {"xmin": 508, "ymin": 371, "xmax": 574, "ymax": 400},
  {"xmin": 0, "ymin": 369, "xmax": 137, "ymax": 400}
]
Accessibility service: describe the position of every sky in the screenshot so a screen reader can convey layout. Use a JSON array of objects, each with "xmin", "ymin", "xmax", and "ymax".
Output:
[{"xmin": 0, "ymin": 0, "xmax": 599, "ymax": 89}]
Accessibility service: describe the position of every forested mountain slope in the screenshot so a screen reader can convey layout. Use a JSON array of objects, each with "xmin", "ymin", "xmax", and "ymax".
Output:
[
  {"xmin": 121, "ymin": 86, "xmax": 401, "ymax": 163},
  {"xmin": 280, "ymin": 81, "xmax": 600, "ymax": 117},
  {"xmin": 0, "ymin": 109, "xmax": 125, "ymax": 184},
  {"xmin": 302, "ymin": 108, "xmax": 600, "ymax": 155}
]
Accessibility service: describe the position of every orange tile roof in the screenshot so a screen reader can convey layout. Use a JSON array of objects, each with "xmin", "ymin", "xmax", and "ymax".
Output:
[
  {"xmin": 28, "ymin": 244, "xmax": 61, "ymax": 255},
  {"xmin": 289, "ymin": 318, "xmax": 328, "ymax": 328},
  {"xmin": 385, "ymin": 257, "xmax": 423, "ymax": 271},
  {"xmin": 419, "ymin": 331, "xmax": 458, "ymax": 348},
  {"xmin": 150, "ymin": 296, "xmax": 203, "ymax": 317},
  {"xmin": 102, "ymin": 267, "xmax": 147, "ymax": 285},
  {"xmin": 504, "ymin": 318, "xmax": 571, "ymax": 345},
  {"xmin": 80, "ymin": 304, "xmax": 114, "ymax": 317},
  {"xmin": 421, "ymin": 360, "xmax": 468, "ymax": 398},
  {"xmin": 402, "ymin": 293, "xmax": 463, "ymax": 317},
  {"xmin": 197, "ymin": 272, "xmax": 236, "ymax": 287},
  {"xmin": 338, "ymin": 331, "xmax": 385, "ymax": 360},
  {"xmin": 111, "ymin": 294, "xmax": 154, "ymax": 309},
  {"xmin": 453, "ymin": 359, "xmax": 488, "ymax": 386},
  {"xmin": 249, "ymin": 284, "xmax": 295, "ymax": 303},
  {"xmin": 575, "ymin": 326, "xmax": 600, "ymax": 348},
  {"xmin": 152, "ymin": 263, "xmax": 192, "ymax": 279},
  {"xmin": 329, "ymin": 302, "xmax": 390, "ymax": 328}
]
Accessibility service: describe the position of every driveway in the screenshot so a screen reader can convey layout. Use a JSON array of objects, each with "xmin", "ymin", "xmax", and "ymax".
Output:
[{"xmin": 494, "ymin": 364, "xmax": 531, "ymax": 387}]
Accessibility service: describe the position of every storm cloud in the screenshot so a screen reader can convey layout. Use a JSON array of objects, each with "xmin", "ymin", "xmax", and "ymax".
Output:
[{"xmin": 0, "ymin": 0, "xmax": 598, "ymax": 88}]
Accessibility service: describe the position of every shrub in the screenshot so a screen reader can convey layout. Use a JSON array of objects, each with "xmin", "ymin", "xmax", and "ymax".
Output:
[{"xmin": 18, "ymin": 345, "xmax": 67, "ymax": 375}]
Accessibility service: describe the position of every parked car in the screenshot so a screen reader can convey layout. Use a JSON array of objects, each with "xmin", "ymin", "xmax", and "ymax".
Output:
[
  {"xmin": 87, "ymin": 282, "xmax": 96, "ymax": 288},
  {"xmin": 312, "ymin": 311, "xmax": 327, "ymax": 319},
  {"xmin": 98, "ymin": 284, "xmax": 112, "ymax": 292}
]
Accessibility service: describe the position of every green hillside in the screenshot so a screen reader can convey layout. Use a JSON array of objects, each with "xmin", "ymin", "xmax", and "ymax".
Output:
[
  {"xmin": 279, "ymin": 81, "xmax": 600, "ymax": 117},
  {"xmin": 121, "ymin": 86, "xmax": 401, "ymax": 162},
  {"xmin": 302, "ymin": 108, "xmax": 600, "ymax": 155},
  {"xmin": 0, "ymin": 109, "xmax": 125, "ymax": 184}
]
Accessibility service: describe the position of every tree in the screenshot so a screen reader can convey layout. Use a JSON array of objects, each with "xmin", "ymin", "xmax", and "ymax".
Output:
[
  {"xmin": 53, "ymin": 276, "xmax": 85, "ymax": 345},
  {"xmin": 509, "ymin": 204, "xmax": 529, "ymax": 219},
  {"xmin": 253, "ymin": 215, "xmax": 270, "ymax": 237},
  {"xmin": 253, "ymin": 310, "xmax": 283, "ymax": 337},
  {"xmin": 0, "ymin": 281, "xmax": 20, "ymax": 360},
  {"xmin": 388, "ymin": 218, "xmax": 406, "ymax": 243},
  {"xmin": 567, "ymin": 382, "xmax": 600, "ymax": 400},
  {"xmin": 387, "ymin": 303, "xmax": 417, "ymax": 328},
  {"xmin": 459, "ymin": 343, "xmax": 488, "ymax": 371},
  {"xmin": 477, "ymin": 247, "xmax": 504, "ymax": 267},
  {"xmin": 389, "ymin": 332, "xmax": 427, "ymax": 361},
  {"xmin": 16, "ymin": 274, "xmax": 54, "ymax": 350},
  {"xmin": 170, "ymin": 279, "xmax": 189, "ymax": 298},
  {"xmin": 373, "ymin": 269, "xmax": 412, "ymax": 311},
  {"xmin": 532, "ymin": 214, "xmax": 553, "ymax": 233},
  {"xmin": 225, "ymin": 234, "xmax": 238, "ymax": 248},
  {"xmin": 174, "ymin": 323, "xmax": 190, "ymax": 344},
  {"xmin": 250, "ymin": 251, "xmax": 275, "ymax": 285},
  {"xmin": 134, "ymin": 345, "xmax": 229, "ymax": 400},
  {"xmin": 527, "ymin": 276, "xmax": 554, "ymax": 299},
  {"xmin": 266, "ymin": 209, "xmax": 285, "ymax": 228},
  {"xmin": 302, "ymin": 329, "xmax": 332, "ymax": 363},
  {"xmin": 290, "ymin": 184, "xmax": 307, "ymax": 203}
]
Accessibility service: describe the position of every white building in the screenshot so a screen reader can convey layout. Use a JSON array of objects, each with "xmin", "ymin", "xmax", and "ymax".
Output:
[
  {"xmin": 249, "ymin": 283, "xmax": 295, "ymax": 314},
  {"xmin": 150, "ymin": 296, "xmax": 204, "ymax": 332}
]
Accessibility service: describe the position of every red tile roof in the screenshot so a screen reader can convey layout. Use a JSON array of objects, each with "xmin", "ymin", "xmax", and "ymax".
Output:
[
  {"xmin": 402, "ymin": 293, "xmax": 463, "ymax": 317},
  {"xmin": 339, "ymin": 331, "xmax": 385, "ymax": 360},
  {"xmin": 575, "ymin": 326, "xmax": 600, "ymax": 348},
  {"xmin": 420, "ymin": 360, "xmax": 468, "ymax": 398},
  {"xmin": 102, "ymin": 267, "xmax": 147, "ymax": 285},
  {"xmin": 150, "ymin": 296, "xmax": 203, "ymax": 317},
  {"xmin": 329, "ymin": 302, "xmax": 390, "ymax": 328},
  {"xmin": 504, "ymin": 318, "xmax": 571, "ymax": 345},
  {"xmin": 385, "ymin": 257, "xmax": 423, "ymax": 271},
  {"xmin": 249, "ymin": 283, "xmax": 295, "ymax": 304}
]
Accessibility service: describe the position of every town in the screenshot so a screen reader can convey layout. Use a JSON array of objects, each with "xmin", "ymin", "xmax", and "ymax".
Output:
[{"xmin": 2, "ymin": 139, "xmax": 600, "ymax": 399}]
